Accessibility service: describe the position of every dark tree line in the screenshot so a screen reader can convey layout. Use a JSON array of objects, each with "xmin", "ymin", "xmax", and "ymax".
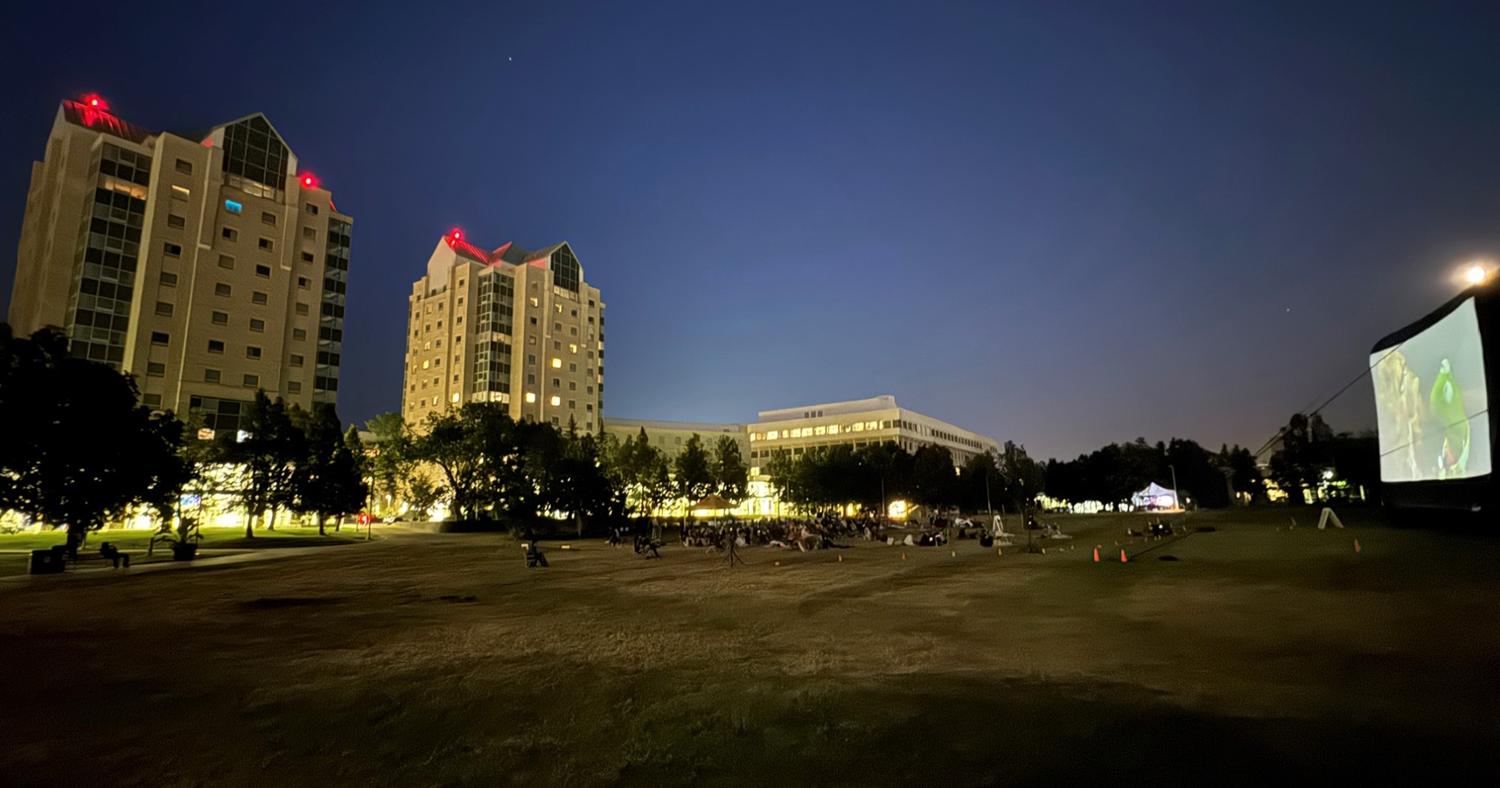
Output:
[
  {"xmin": 1043, "ymin": 437, "xmax": 1263, "ymax": 509},
  {"xmin": 1266, "ymin": 413, "xmax": 1379, "ymax": 503},
  {"xmin": 0, "ymin": 326, "xmax": 188, "ymax": 552},
  {"xmin": 1, "ymin": 325, "xmax": 369, "ymax": 546},
  {"xmin": 763, "ymin": 440, "xmax": 1044, "ymax": 516},
  {"xmin": 369, "ymin": 405, "xmax": 627, "ymax": 534},
  {"xmin": 594, "ymin": 429, "xmax": 749, "ymax": 514}
]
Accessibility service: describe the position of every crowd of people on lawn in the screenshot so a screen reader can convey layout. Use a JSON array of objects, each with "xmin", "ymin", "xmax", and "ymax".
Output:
[{"xmin": 604, "ymin": 510, "xmax": 1072, "ymax": 558}]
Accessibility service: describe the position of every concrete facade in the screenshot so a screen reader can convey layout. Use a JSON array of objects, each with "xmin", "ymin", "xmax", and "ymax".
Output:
[
  {"xmin": 8, "ymin": 96, "xmax": 351, "ymax": 435},
  {"xmin": 402, "ymin": 231, "xmax": 604, "ymax": 430},
  {"xmin": 746, "ymin": 395, "xmax": 999, "ymax": 475}
]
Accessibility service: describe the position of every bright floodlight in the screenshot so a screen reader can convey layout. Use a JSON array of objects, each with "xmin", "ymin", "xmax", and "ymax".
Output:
[{"xmin": 1465, "ymin": 264, "xmax": 1488, "ymax": 285}]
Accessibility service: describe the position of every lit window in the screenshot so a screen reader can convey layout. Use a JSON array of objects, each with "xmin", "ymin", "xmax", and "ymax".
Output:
[
  {"xmin": 549, "ymin": 395, "xmax": 561, "ymax": 407},
  {"xmin": 525, "ymin": 392, "xmax": 536, "ymax": 403},
  {"xmin": 827, "ymin": 425, "xmax": 839, "ymax": 435},
  {"xmin": 767, "ymin": 431, "xmax": 779, "ymax": 440},
  {"xmin": 171, "ymin": 185, "xmax": 190, "ymax": 200},
  {"xmin": 224, "ymin": 199, "xmax": 242, "ymax": 213},
  {"xmin": 551, "ymin": 358, "xmax": 561, "ymax": 368}
]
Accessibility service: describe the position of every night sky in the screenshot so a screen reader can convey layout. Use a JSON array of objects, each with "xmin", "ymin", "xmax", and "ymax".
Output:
[{"xmin": 4, "ymin": 1, "xmax": 1500, "ymax": 460}]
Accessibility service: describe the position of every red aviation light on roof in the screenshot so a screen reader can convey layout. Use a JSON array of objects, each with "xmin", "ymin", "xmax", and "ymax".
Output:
[
  {"xmin": 82, "ymin": 93, "xmax": 108, "ymax": 110},
  {"xmin": 298, "ymin": 172, "xmax": 318, "ymax": 189},
  {"xmin": 450, "ymin": 228, "xmax": 464, "ymax": 242}
]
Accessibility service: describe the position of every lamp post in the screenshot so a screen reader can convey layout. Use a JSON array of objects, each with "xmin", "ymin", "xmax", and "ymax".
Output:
[{"xmin": 1169, "ymin": 464, "xmax": 1181, "ymax": 511}]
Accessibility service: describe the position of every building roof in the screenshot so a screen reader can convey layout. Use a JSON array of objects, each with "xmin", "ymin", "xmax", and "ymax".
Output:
[
  {"xmin": 603, "ymin": 417, "xmax": 745, "ymax": 434},
  {"xmin": 442, "ymin": 234, "xmax": 567, "ymax": 268},
  {"xmin": 757, "ymin": 395, "xmax": 900, "ymax": 422},
  {"xmin": 59, "ymin": 99, "xmax": 152, "ymax": 144}
]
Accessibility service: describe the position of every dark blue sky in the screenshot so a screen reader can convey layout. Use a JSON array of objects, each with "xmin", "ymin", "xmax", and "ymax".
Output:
[{"xmin": 4, "ymin": 1, "xmax": 1500, "ymax": 460}]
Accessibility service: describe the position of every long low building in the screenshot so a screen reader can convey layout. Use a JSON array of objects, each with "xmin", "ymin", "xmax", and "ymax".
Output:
[
  {"xmin": 604, "ymin": 395, "xmax": 999, "ymax": 517},
  {"xmin": 745, "ymin": 395, "xmax": 997, "ymax": 475},
  {"xmin": 602, "ymin": 417, "xmax": 748, "ymax": 458}
]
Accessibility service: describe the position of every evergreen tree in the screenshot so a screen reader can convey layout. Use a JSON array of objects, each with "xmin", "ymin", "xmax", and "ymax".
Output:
[
  {"xmin": 712, "ymin": 434, "xmax": 749, "ymax": 504},
  {"xmin": 673, "ymin": 433, "xmax": 716, "ymax": 505}
]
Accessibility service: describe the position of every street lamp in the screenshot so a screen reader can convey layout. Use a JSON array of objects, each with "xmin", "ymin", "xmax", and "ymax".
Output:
[{"xmin": 1465, "ymin": 263, "xmax": 1490, "ymax": 286}]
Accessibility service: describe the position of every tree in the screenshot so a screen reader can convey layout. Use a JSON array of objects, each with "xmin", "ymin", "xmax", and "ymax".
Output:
[
  {"xmin": 960, "ymin": 451, "xmax": 1004, "ymax": 513},
  {"xmin": 998, "ymin": 441, "xmax": 1045, "ymax": 512},
  {"xmin": 0, "ymin": 326, "xmax": 189, "ymax": 552},
  {"xmin": 344, "ymin": 425, "xmax": 370, "ymax": 520},
  {"xmin": 545, "ymin": 430, "xmax": 622, "ymax": 536},
  {"xmin": 291, "ymin": 404, "xmax": 368, "ymax": 535},
  {"xmin": 642, "ymin": 449, "xmax": 675, "ymax": 517},
  {"xmin": 765, "ymin": 450, "xmax": 806, "ymax": 514},
  {"xmin": 412, "ymin": 406, "xmax": 491, "ymax": 521},
  {"xmin": 1269, "ymin": 413, "xmax": 1333, "ymax": 503},
  {"xmin": 911, "ymin": 445, "xmax": 959, "ymax": 514},
  {"xmin": 1219, "ymin": 444, "xmax": 1264, "ymax": 503},
  {"xmin": 1165, "ymin": 438, "xmax": 1230, "ymax": 509},
  {"xmin": 212, "ymin": 392, "xmax": 303, "ymax": 538},
  {"xmin": 857, "ymin": 441, "xmax": 913, "ymax": 516},
  {"xmin": 712, "ymin": 435, "xmax": 749, "ymax": 504},
  {"xmin": 365, "ymin": 412, "xmax": 416, "ymax": 517},
  {"xmin": 673, "ymin": 434, "xmax": 715, "ymax": 507}
]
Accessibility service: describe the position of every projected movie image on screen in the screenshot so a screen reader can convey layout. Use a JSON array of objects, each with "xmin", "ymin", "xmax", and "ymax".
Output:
[{"xmin": 1372, "ymin": 298, "xmax": 1491, "ymax": 483}]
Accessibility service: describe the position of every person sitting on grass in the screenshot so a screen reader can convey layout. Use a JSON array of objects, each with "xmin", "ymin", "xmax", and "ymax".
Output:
[
  {"xmin": 633, "ymin": 533, "xmax": 662, "ymax": 559},
  {"xmin": 98, "ymin": 542, "xmax": 130, "ymax": 569},
  {"xmin": 524, "ymin": 540, "xmax": 548, "ymax": 569}
]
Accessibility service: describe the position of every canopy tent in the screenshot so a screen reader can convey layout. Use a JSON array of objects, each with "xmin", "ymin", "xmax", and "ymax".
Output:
[
  {"xmin": 1131, "ymin": 482, "xmax": 1179, "ymax": 510},
  {"xmin": 690, "ymin": 494, "xmax": 734, "ymax": 518}
]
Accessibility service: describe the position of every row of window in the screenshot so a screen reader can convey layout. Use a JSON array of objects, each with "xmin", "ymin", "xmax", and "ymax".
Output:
[{"xmin": 751, "ymin": 420, "xmax": 892, "ymax": 441}]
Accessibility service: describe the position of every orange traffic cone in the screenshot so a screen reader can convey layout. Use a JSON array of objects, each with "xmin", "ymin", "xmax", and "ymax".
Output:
[
  {"xmin": 1093, "ymin": 546, "xmax": 1100, "ymax": 563},
  {"xmin": 1119, "ymin": 548, "xmax": 1128, "ymax": 563},
  {"xmin": 1354, "ymin": 539, "xmax": 1361, "ymax": 554}
]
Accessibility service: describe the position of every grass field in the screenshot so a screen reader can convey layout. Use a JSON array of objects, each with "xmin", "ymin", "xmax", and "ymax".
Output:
[{"xmin": 1, "ymin": 508, "xmax": 1497, "ymax": 785}]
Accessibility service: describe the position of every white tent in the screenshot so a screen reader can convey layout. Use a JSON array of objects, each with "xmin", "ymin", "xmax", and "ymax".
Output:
[{"xmin": 1131, "ymin": 482, "xmax": 1179, "ymax": 510}]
